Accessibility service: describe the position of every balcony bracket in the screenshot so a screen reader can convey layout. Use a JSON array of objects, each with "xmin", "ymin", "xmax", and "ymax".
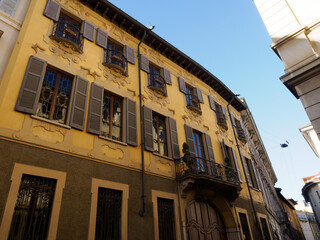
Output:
[{"xmin": 180, "ymin": 179, "xmax": 194, "ymax": 198}]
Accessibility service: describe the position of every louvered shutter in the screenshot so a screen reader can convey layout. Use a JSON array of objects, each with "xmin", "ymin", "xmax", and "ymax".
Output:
[
  {"xmin": 251, "ymin": 160, "xmax": 260, "ymax": 189},
  {"xmin": 232, "ymin": 148, "xmax": 243, "ymax": 182},
  {"xmin": 230, "ymin": 114, "xmax": 236, "ymax": 126},
  {"xmin": 240, "ymin": 120, "xmax": 247, "ymax": 139},
  {"xmin": 82, "ymin": 21, "xmax": 95, "ymax": 42},
  {"xmin": 162, "ymin": 68, "xmax": 172, "ymax": 85},
  {"xmin": 143, "ymin": 106, "xmax": 153, "ymax": 151},
  {"xmin": 43, "ymin": 0, "xmax": 61, "ymax": 21},
  {"xmin": 220, "ymin": 141, "xmax": 227, "ymax": 160},
  {"xmin": 184, "ymin": 124, "xmax": 195, "ymax": 157},
  {"xmin": 178, "ymin": 77, "xmax": 186, "ymax": 94},
  {"xmin": 221, "ymin": 106, "xmax": 228, "ymax": 120},
  {"xmin": 208, "ymin": 96, "xmax": 216, "ymax": 111},
  {"xmin": 242, "ymin": 155, "xmax": 252, "ymax": 186},
  {"xmin": 125, "ymin": 46, "xmax": 135, "ymax": 65},
  {"xmin": 0, "ymin": 0, "xmax": 18, "ymax": 16},
  {"xmin": 69, "ymin": 76, "xmax": 89, "ymax": 130},
  {"xmin": 140, "ymin": 55, "xmax": 149, "ymax": 73},
  {"xmin": 168, "ymin": 117, "xmax": 180, "ymax": 159},
  {"xmin": 204, "ymin": 133, "xmax": 215, "ymax": 162},
  {"xmin": 87, "ymin": 83, "xmax": 103, "ymax": 135},
  {"xmin": 15, "ymin": 56, "xmax": 47, "ymax": 114},
  {"xmin": 96, "ymin": 28, "xmax": 108, "ymax": 49},
  {"xmin": 196, "ymin": 88, "xmax": 203, "ymax": 103},
  {"xmin": 126, "ymin": 98, "xmax": 137, "ymax": 146}
]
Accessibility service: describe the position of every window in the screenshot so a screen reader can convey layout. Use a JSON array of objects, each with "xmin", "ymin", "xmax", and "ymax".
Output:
[
  {"xmin": 8, "ymin": 174, "xmax": 57, "ymax": 239},
  {"xmin": 260, "ymin": 217, "xmax": 271, "ymax": 240},
  {"xmin": 243, "ymin": 157, "xmax": 258, "ymax": 189},
  {"xmin": 148, "ymin": 64, "xmax": 167, "ymax": 96},
  {"xmin": 15, "ymin": 56, "xmax": 89, "ymax": 130},
  {"xmin": 184, "ymin": 84, "xmax": 201, "ymax": 113},
  {"xmin": 0, "ymin": 0, "xmax": 19, "ymax": 16},
  {"xmin": 231, "ymin": 114, "xmax": 246, "ymax": 141},
  {"xmin": 239, "ymin": 212, "xmax": 252, "ymax": 240},
  {"xmin": 152, "ymin": 112, "xmax": 168, "ymax": 156},
  {"xmin": 101, "ymin": 91, "xmax": 122, "ymax": 141},
  {"xmin": 157, "ymin": 198, "xmax": 176, "ymax": 240},
  {"xmin": 95, "ymin": 187, "xmax": 122, "ymax": 240},
  {"xmin": 215, "ymin": 103, "xmax": 228, "ymax": 128},
  {"xmin": 104, "ymin": 40, "xmax": 128, "ymax": 75},
  {"xmin": 220, "ymin": 141, "xmax": 242, "ymax": 182}
]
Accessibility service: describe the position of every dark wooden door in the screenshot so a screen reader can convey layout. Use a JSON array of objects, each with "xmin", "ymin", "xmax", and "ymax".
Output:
[{"xmin": 186, "ymin": 201, "xmax": 227, "ymax": 240}]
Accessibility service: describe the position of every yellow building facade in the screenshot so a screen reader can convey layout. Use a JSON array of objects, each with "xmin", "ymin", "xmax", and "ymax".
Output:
[{"xmin": 0, "ymin": 0, "xmax": 272, "ymax": 239}]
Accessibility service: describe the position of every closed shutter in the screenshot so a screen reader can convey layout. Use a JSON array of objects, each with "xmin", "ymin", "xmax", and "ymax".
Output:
[
  {"xmin": 230, "ymin": 114, "xmax": 236, "ymax": 126},
  {"xmin": 240, "ymin": 120, "xmax": 247, "ymax": 140},
  {"xmin": 208, "ymin": 96, "xmax": 216, "ymax": 111},
  {"xmin": 162, "ymin": 68, "xmax": 172, "ymax": 85},
  {"xmin": 242, "ymin": 155, "xmax": 252, "ymax": 186},
  {"xmin": 140, "ymin": 55, "xmax": 149, "ymax": 72},
  {"xmin": 96, "ymin": 28, "xmax": 108, "ymax": 49},
  {"xmin": 196, "ymin": 88, "xmax": 203, "ymax": 103},
  {"xmin": 125, "ymin": 46, "xmax": 135, "ymax": 65},
  {"xmin": 143, "ymin": 106, "xmax": 153, "ymax": 151},
  {"xmin": 178, "ymin": 77, "xmax": 186, "ymax": 94},
  {"xmin": 126, "ymin": 98, "xmax": 137, "ymax": 146},
  {"xmin": 82, "ymin": 21, "xmax": 95, "ymax": 42},
  {"xmin": 251, "ymin": 160, "xmax": 260, "ymax": 189},
  {"xmin": 221, "ymin": 106, "xmax": 228, "ymax": 120},
  {"xmin": 69, "ymin": 76, "xmax": 89, "ymax": 130},
  {"xmin": 15, "ymin": 56, "xmax": 47, "ymax": 114},
  {"xmin": 204, "ymin": 133, "xmax": 215, "ymax": 162},
  {"xmin": 0, "ymin": 0, "xmax": 18, "ymax": 16},
  {"xmin": 232, "ymin": 148, "xmax": 243, "ymax": 182},
  {"xmin": 184, "ymin": 124, "xmax": 195, "ymax": 157},
  {"xmin": 43, "ymin": 0, "xmax": 61, "ymax": 21},
  {"xmin": 168, "ymin": 117, "xmax": 180, "ymax": 159},
  {"xmin": 87, "ymin": 83, "xmax": 103, "ymax": 135}
]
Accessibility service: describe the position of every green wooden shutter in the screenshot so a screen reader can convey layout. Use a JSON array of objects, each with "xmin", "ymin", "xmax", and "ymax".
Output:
[
  {"xmin": 143, "ymin": 106, "xmax": 154, "ymax": 151},
  {"xmin": 184, "ymin": 124, "xmax": 195, "ymax": 157},
  {"xmin": 82, "ymin": 21, "xmax": 95, "ymax": 42},
  {"xmin": 87, "ymin": 83, "xmax": 103, "ymax": 135},
  {"xmin": 125, "ymin": 46, "xmax": 135, "ymax": 65},
  {"xmin": 43, "ymin": 0, "xmax": 61, "ymax": 21},
  {"xmin": 96, "ymin": 28, "xmax": 108, "ymax": 49},
  {"xmin": 140, "ymin": 55, "xmax": 149, "ymax": 73},
  {"xmin": 69, "ymin": 76, "xmax": 89, "ymax": 130},
  {"xmin": 126, "ymin": 98, "xmax": 137, "ymax": 146},
  {"xmin": 162, "ymin": 68, "xmax": 172, "ymax": 85},
  {"xmin": 178, "ymin": 77, "xmax": 186, "ymax": 94},
  {"xmin": 168, "ymin": 117, "xmax": 180, "ymax": 159},
  {"xmin": 15, "ymin": 56, "xmax": 47, "ymax": 114}
]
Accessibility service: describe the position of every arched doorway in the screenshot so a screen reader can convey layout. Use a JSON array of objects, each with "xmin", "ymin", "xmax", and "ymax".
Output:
[{"xmin": 186, "ymin": 201, "xmax": 227, "ymax": 240}]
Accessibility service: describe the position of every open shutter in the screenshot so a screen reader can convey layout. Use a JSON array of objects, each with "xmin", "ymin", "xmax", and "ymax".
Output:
[
  {"xmin": 184, "ymin": 124, "xmax": 196, "ymax": 157},
  {"xmin": 96, "ymin": 28, "xmax": 108, "ymax": 49},
  {"xmin": 168, "ymin": 117, "xmax": 180, "ymax": 159},
  {"xmin": 126, "ymin": 98, "xmax": 137, "ymax": 146},
  {"xmin": 221, "ymin": 106, "xmax": 228, "ymax": 120},
  {"xmin": 242, "ymin": 155, "xmax": 252, "ymax": 186},
  {"xmin": 230, "ymin": 114, "xmax": 236, "ymax": 126},
  {"xmin": 82, "ymin": 21, "xmax": 95, "ymax": 42},
  {"xmin": 240, "ymin": 120, "xmax": 247, "ymax": 139},
  {"xmin": 87, "ymin": 83, "xmax": 103, "ymax": 135},
  {"xmin": 208, "ymin": 96, "xmax": 216, "ymax": 111},
  {"xmin": 162, "ymin": 68, "xmax": 172, "ymax": 85},
  {"xmin": 204, "ymin": 133, "xmax": 215, "ymax": 162},
  {"xmin": 15, "ymin": 56, "xmax": 47, "ymax": 114},
  {"xmin": 178, "ymin": 77, "xmax": 186, "ymax": 94},
  {"xmin": 140, "ymin": 55, "xmax": 149, "ymax": 72},
  {"xmin": 125, "ymin": 46, "xmax": 135, "ymax": 65},
  {"xmin": 220, "ymin": 141, "xmax": 227, "ymax": 160},
  {"xmin": 231, "ymin": 148, "xmax": 243, "ymax": 182},
  {"xmin": 143, "ymin": 106, "xmax": 153, "ymax": 151},
  {"xmin": 69, "ymin": 76, "xmax": 89, "ymax": 130},
  {"xmin": 196, "ymin": 88, "xmax": 203, "ymax": 103},
  {"xmin": 43, "ymin": 0, "xmax": 61, "ymax": 21},
  {"xmin": 251, "ymin": 160, "xmax": 260, "ymax": 189}
]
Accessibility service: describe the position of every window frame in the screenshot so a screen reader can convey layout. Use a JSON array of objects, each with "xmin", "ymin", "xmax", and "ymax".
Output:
[
  {"xmin": 236, "ymin": 208, "xmax": 253, "ymax": 240},
  {"xmin": 246, "ymin": 157, "xmax": 259, "ymax": 189},
  {"xmin": 152, "ymin": 111, "xmax": 169, "ymax": 156},
  {"xmin": 148, "ymin": 63, "xmax": 167, "ymax": 96},
  {"xmin": 103, "ymin": 38, "xmax": 128, "ymax": 75},
  {"xmin": 215, "ymin": 103, "xmax": 228, "ymax": 128},
  {"xmin": 0, "ymin": 0, "xmax": 19, "ymax": 16},
  {"xmin": 185, "ymin": 84, "xmax": 201, "ymax": 113},
  {"xmin": 257, "ymin": 213, "xmax": 272, "ymax": 240}
]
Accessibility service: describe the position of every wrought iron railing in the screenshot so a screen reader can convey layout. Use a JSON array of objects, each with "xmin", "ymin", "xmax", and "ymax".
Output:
[
  {"xmin": 148, "ymin": 73, "xmax": 166, "ymax": 95},
  {"xmin": 175, "ymin": 156, "xmax": 240, "ymax": 185},
  {"xmin": 186, "ymin": 94, "xmax": 201, "ymax": 112},
  {"xmin": 106, "ymin": 48, "xmax": 126, "ymax": 68},
  {"xmin": 51, "ymin": 20, "xmax": 83, "ymax": 52}
]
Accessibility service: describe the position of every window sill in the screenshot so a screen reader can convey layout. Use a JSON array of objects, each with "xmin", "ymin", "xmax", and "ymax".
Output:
[
  {"xmin": 186, "ymin": 105, "xmax": 202, "ymax": 114},
  {"xmin": 31, "ymin": 115, "xmax": 71, "ymax": 129},
  {"xmin": 99, "ymin": 135, "xmax": 128, "ymax": 146},
  {"xmin": 152, "ymin": 152, "xmax": 173, "ymax": 161},
  {"xmin": 50, "ymin": 35, "xmax": 83, "ymax": 53},
  {"xmin": 103, "ymin": 62, "xmax": 128, "ymax": 76}
]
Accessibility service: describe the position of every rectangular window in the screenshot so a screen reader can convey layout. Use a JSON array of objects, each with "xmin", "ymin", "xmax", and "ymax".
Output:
[
  {"xmin": 193, "ymin": 130, "xmax": 206, "ymax": 172},
  {"xmin": 260, "ymin": 217, "xmax": 271, "ymax": 240},
  {"xmin": 235, "ymin": 119, "xmax": 246, "ymax": 140},
  {"xmin": 106, "ymin": 40, "xmax": 126, "ymax": 70},
  {"xmin": 157, "ymin": 197, "xmax": 176, "ymax": 240},
  {"xmin": 215, "ymin": 103, "xmax": 228, "ymax": 128},
  {"xmin": 152, "ymin": 112, "xmax": 168, "ymax": 156},
  {"xmin": 36, "ymin": 68, "xmax": 73, "ymax": 124},
  {"xmin": 245, "ymin": 158, "xmax": 258, "ymax": 189},
  {"xmin": 185, "ymin": 84, "xmax": 201, "ymax": 112},
  {"xmin": 239, "ymin": 212, "xmax": 252, "ymax": 240},
  {"xmin": 101, "ymin": 91, "xmax": 122, "ymax": 141},
  {"xmin": 0, "ymin": 0, "xmax": 19, "ymax": 16},
  {"xmin": 148, "ymin": 64, "xmax": 166, "ymax": 96},
  {"xmin": 95, "ymin": 187, "xmax": 122, "ymax": 240},
  {"xmin": 8, "ymin": 174, "xmax": 57, "ymax": 240}
]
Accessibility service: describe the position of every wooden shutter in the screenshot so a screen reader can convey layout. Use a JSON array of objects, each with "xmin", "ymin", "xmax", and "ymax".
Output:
[
  {"xmin": 232, "ymin": 148, "xmax": 243, "ymax": 182},
  {"xmin": 168, "ymin": 117, "xmax": 180, "ymax": 159},
  {"xmin": 251, "ymin": 160, "xmax": 260, "ymax": 189},
  {"xmin": 220, "ymin": 141, "xmax": 227, "ymax": 160},
  {"xmin": 178, "ymin": 77, "xmax": 186, "ymax": 94},
  {"xmin": 208, "ymin": 96, "xmax": 216, "ymax": 111},
  {"xmin": 0, "ymin": 0, "xmax": 18, "ymax": 16},
  {"xmin": 240, "ymin": 120, "xmax": 247, "ymax": 139},
  {"xmin": 43, "ymin": 0, "xmax": 61, "ymax": 21},
  {"xmin": 184, "ymin": 124, "xmax": 195, "ymax": 157},
  {"xmin": 140, "ymin": 55, "xmax": 149, "ymax": 72},
  {"xmin": 126, "ymin": 98, "xmax": 137, "ymax": 146},
  {"xmin": 162, "ymin": 68, "xmax": 172, "ymax": 85},
  {"xmin": 242, "ymin": 155, "xmax": 252, "ymax": 186},
  {"xmin": 87, "ymin": 83, "xmax": 103, "ymax": 135},
  {"xmin": 96, "ymin": 28, "xmax": 108, "ymax": 49},
  {"xmin": 82, "ymin": 21, "xmax": 95, "ymax": 42},
  {"xmin": 196, "ymin": 88, "xmax": 203, "ymax": 103},
  {"xmin": 69, "ymin": 76, "xmax": 89, "ymax": 130},
  {"xmin": 143, "ymin": 106, "xmax": 153, "ymax": 151},
  {"xmin": 221, "ymin": 106, "xmax": 228, "ymax": 120},
  {"xmin": 204, "ymin": 133, "xmax": 215, "ymax": 162},
  {"xmin": 125, "ymin": 46, "xmax": 135, "ymax": 65},
  {"xmin": 230, "ymin": 114, "xmax": 236, "ymax": 126},
  {"xmin": 15, "ymin": 56, "xmax": 47, "ymax": 114}
]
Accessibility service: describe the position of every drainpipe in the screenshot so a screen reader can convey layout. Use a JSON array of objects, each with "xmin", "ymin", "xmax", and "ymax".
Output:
[
  {"xmin": 138, "ymin": 26, "xmax": 154, "ymax": 217},
  {"xmin": 227, "ymin": 95, "xmax": 262, "ymax": 233}
]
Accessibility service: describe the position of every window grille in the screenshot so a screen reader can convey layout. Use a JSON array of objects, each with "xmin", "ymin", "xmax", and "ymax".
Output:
[{"xmin": 157, "ymin": 197, "xmax": 176, "ymax": 240}]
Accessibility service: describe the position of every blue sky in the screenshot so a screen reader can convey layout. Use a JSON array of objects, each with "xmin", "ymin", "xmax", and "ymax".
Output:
[{"xmin": 108, "ymin": 0, "xmax": 320, "ymax": 200}]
